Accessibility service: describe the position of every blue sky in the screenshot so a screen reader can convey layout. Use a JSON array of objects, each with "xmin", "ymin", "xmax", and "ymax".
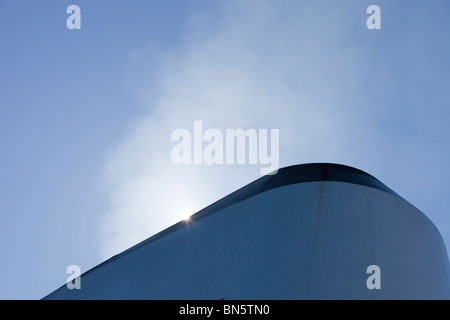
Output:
[{"xmin": 1, "ymin": 0, "xmax": 449, "ymax": 299}]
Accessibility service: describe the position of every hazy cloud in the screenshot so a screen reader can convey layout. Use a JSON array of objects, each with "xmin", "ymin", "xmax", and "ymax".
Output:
[{"xmin": 99, "ymin": 1, "xmax": 450, "ymax": 258}]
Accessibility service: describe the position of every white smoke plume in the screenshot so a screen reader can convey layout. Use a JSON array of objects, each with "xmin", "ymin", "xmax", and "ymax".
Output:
[{"xmin": 98, "ymin": 1, "xmax": 419, "ymax": 258}]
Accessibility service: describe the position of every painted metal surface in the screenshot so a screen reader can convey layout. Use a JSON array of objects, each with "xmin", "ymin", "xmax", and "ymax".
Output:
[{"xmin": 43, "ymin": 164, "xmax": 450, "ymax": 299}]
